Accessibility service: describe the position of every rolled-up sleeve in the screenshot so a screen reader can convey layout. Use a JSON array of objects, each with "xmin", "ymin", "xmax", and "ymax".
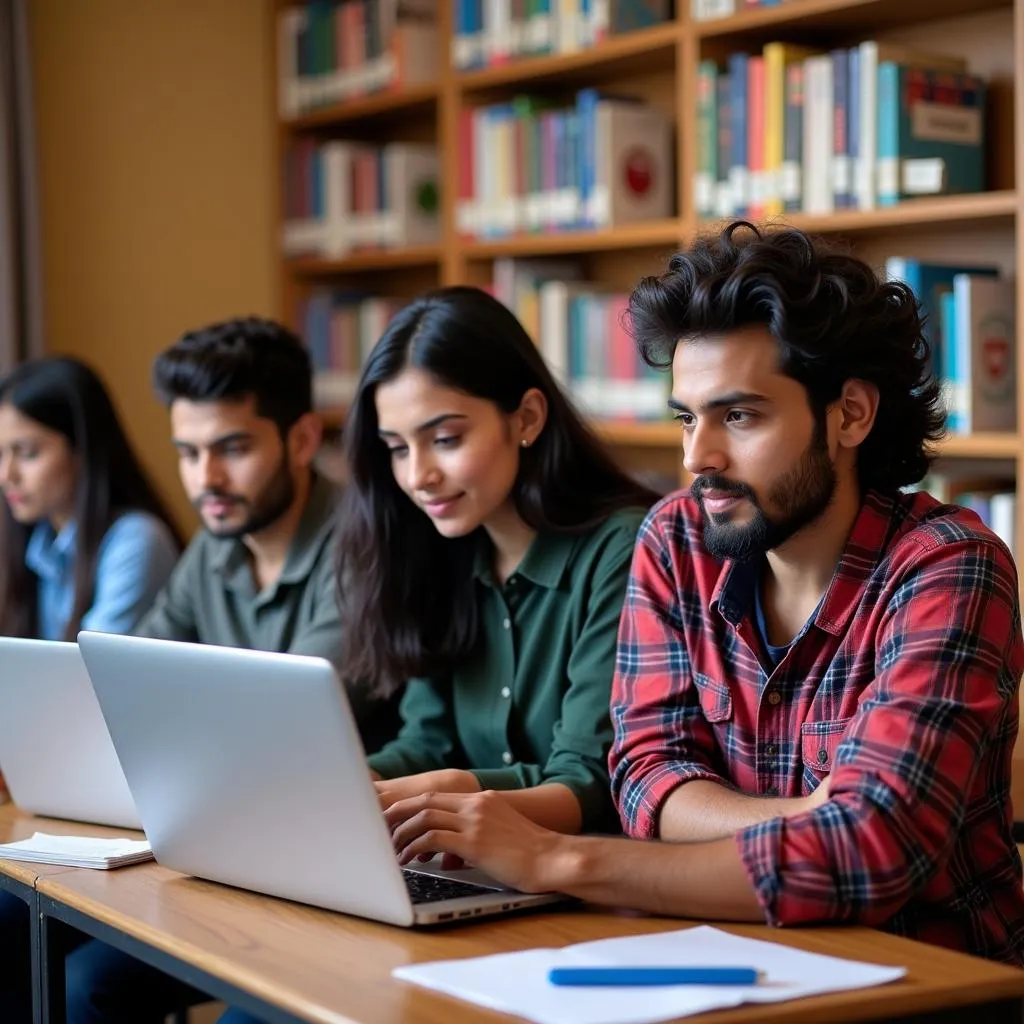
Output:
[
  {"xmin": 737, "ymin": 535, "xmax": 1023, "ymax": 927},
  {"xmin": 609, "ymin": 509, "xmax": 730, "ymax": 839}
]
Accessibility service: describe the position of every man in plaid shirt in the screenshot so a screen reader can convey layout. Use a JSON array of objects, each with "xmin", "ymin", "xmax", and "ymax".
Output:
[{"xmin": 384, "ymin": 223, "xmax": 1024, "ymax": 963}]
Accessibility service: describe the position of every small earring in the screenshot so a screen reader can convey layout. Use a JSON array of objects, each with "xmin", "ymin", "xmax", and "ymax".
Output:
[{"xmin": 521, "ymin": 439, "xmax": 531, "ymax": 448}]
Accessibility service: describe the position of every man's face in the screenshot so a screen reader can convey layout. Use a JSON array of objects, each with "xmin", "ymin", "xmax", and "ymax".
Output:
[
  {"xmin": 170, "ymin": 395, "xmax": 295, "ymax": 538},
  {"xmin": 671, "ymin": 326, "xmax": 837, "ymax": 560}
]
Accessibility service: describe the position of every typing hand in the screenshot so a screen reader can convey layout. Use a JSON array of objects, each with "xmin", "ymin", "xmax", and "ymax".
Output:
[
  {"xmin": 386, "ymin": 791, "xmax": 559, "ymax": 893},
  {"xmin": 375, "ymin": 770, "xmax": 481, "ymax": 813}
]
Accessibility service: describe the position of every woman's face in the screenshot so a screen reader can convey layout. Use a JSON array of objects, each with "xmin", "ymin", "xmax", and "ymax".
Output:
[
  {"xmin": 374, "ymin": 368, "xmax": 533, "ymax": 540},
  {"xmin": 0, "ymin": 403, "xmax": 77, "ymax": 528}
]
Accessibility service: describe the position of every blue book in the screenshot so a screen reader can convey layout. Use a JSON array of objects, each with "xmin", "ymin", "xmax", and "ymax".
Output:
[
  {"xmin": 877, "ymin": 62, "xmax": 985, "ymax": 206},
  {"xmin": 939, "ymin": 289, "xmax": 959, "ymax": 432},
  {"xmin": 728, "ymin": 53, "xmax": 749, "ymax": 216},
  {"xmin": 885, "ymin": 258, "xmax": 999, "ymax": 380}
]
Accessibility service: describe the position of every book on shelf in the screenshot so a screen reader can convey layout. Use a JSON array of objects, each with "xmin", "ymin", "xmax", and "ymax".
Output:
[
  {"xmin": 690, "ymin": 0, "xmax": 784, "ymax": 22},
  {"xmin": 283, "ymin": 140, "xmax": 440, "ymax": 257},
  {"xmin": 300, "ymin": 290, "xmax": 407, "ymax": 406},
  {"xmin": 451, "ymin": 0, "xmax": 672, "ymax": 71},
  {"xmin": 884, "ymin": 259, "xmax": 1014, "ymax": 436},
  {"xmin": 694, "ymin": 41, "xmax": 985, "ymax": 219},
  {"xmin": 278, "ymin": 0, "xmax": 438, "ymax": 119},
  {"xmin": 457, "ymin": 91, "xmax": 673, "ymax": 238},
  {"xmin": 492, "ymin": 259, "xmax": 670, "ymax": 421}
]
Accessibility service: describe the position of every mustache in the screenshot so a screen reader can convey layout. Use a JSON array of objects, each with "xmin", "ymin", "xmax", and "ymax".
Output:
[
  {"xmin": 690, "ymin": 475, "xmax": 758, "ymax": 503},
  {"xmin": 193, "ymin": 492, "xmax": 246, "ymax": 507}
]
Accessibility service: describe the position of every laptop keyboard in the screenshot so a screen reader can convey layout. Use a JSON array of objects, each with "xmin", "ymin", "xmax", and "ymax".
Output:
[{"xmin": 403, "ymin": 869, "xmax": 497, "ymax": 904}]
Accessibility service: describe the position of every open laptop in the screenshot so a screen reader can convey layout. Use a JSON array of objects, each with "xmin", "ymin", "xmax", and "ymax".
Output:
[
  {"xmin": 76, "ymin": 631, "xmax": 566, "ymax": 926},
  {"xmin": 0, "ymin": 638, "xmax": 141, "ymax": 829}
]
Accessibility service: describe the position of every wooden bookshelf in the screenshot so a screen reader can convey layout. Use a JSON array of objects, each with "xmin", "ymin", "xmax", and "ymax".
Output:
[
  {"xmin": 462, "ymin": 220, "xmax": 684, "ymax": 259},
  {"xmin": 272, "ymin": 0, "xmax": 1023, "ymax": 530},
  {"xmin": 283, "ymin": 83, "xmax": 438, "ymax": 130},
  {"xmin": 456, "ymin": 21, "xmax": 680, "ymax": 92}
]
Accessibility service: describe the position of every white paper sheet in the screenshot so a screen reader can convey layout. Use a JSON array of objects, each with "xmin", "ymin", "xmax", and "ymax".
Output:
[
  {"xmin": 393, "ymin": 925, "xmax": 906, "ymax": 1024},
  {"xmin": 0, "ymin": 832, "xmax": 152, "ymax": 869}
]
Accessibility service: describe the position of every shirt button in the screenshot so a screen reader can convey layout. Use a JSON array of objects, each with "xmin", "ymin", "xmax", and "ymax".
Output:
[
  {"xmin": 502, "ymin": 617, "xmax": 511, "ymax": 630},
  {"xmin": 500, "ymin": 686, "xmax": 511, "ymax": 699},
  {"xmin": 817, "ymin": 749, "xmax": 829, "ymax": 764},
  {"xmin": 508, "ymin": 575, "xmax": 518, "ymax": 585},
  {"xmin": 767, "ymin": 691, "xmax": 781, "ymax": 706},
  {"xmin": 502, "ymin": 751, "xmax": 513, "ymax": 764},
  {"xmin": 766, "ymin": 744, "xmax": 777, "ymax": 757}
]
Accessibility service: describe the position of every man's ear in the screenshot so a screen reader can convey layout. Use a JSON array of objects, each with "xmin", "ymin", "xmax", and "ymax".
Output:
[
  {"xmin": 833, "ymin": 379, "xmax": 879, "ymax": 452},
  {"xmin": 288, "ymin": 412, "xmax": 323, "ymax": 469}
]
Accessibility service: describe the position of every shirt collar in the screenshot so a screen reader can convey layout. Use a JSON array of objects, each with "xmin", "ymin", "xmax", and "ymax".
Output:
[
  {"xmin": 710, "ymin": 490, "xmax": 906, "ymax": 634},
  {"xmin": 25, "ymin": 520, "xmax": 77, "ymax": 580},
  {"xmin": 208, "ymin": 473, "xmax": 337, "ymax": 587},
  {"xmin": 473, "ymin": 527, "xmax": 577, "ymax": 590}
]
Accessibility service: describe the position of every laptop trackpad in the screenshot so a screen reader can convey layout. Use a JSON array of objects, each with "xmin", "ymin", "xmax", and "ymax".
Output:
[{"xmin": 406, "ymin": 855, "xmax": 515, "ymax": 892}]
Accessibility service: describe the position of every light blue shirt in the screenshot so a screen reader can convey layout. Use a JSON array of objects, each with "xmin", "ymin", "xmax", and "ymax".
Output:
[{"xmin": 25, "ymin": 510, "xmax": 180, "ymax": 641}]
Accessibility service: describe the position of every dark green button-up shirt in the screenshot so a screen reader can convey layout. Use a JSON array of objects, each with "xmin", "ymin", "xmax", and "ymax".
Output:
[{"xmin": 368, "ymin": 507, "xmax": 646, "ymax": 832}]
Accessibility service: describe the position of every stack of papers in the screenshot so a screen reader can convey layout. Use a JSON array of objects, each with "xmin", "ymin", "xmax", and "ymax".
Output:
[
  {"xmin": 394, "ymin": 925, "xmax": 907, "ymax": 1024},
  {"xmin": 0, "ymin": 832, "xmax": 153, "ymax": 870}
]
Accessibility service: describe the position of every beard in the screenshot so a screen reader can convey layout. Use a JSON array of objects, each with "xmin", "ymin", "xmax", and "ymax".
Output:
[
  {"xmin": 194, "ymin": 452, "xmax": 296, "ymax": 539},
  {"xmin": 691, "ymin": 423, "xmax": 836, "ymax": 562}
]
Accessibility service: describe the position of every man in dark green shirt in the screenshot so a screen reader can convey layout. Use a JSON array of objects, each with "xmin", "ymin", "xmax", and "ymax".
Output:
[{"xmin": 66, "ymin": 317, "xmax": 398, "ymax": 1024}]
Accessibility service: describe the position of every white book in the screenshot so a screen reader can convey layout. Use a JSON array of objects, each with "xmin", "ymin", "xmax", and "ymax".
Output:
[
  {"xmin": 277, "ymin": 9, "xmax": 307, "ymax": 119},
  {"xmin": 952, "ymin": 274, "xmax": 1017, "ymax": 434},
  {"xmin": 379, "ymin": 144, "xmax": 441, "ymax": 248},
  {"xmin": 990, "ymin": 492, "xmax": 1016, "ymax": 559},
  {"xmin": 802, "ymin": 56, "xmax": 834, "ymax": 215},
  {"xmin": 593, "ymin": 101, "xmax": 672, "ymax": 228}
]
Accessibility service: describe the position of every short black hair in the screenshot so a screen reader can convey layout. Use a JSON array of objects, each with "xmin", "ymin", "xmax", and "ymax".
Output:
[
  {"xmin": 628, "ymin": 221, "xmax": 946, "ymax": 495},
  {"xmin": 153, "ymin": 317, "xmax": 312, "ymax": 435}
]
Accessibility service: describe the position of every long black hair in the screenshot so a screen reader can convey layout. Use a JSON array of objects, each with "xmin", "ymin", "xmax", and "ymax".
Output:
[
  {"xmin": 337, "ymin": 285, "xmax": 657, "ymax": 694},
  {"xmin": 0, "ymin": 357, "xmax": 182, "ymax": 640},
  {"xmin": 628, "ymin": 221, "xmax": 945, "ymax": 494}
]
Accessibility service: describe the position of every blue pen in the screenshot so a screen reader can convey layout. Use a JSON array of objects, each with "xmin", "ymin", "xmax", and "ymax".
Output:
[{"xmin": 548, "ymin": 967, "xmax": 761, "ymax": 987}]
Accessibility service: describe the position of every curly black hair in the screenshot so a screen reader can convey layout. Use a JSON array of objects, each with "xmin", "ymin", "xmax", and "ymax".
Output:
[{"xmin": 627, "ymin": 221, "xmax": 946, "ymax": 495}]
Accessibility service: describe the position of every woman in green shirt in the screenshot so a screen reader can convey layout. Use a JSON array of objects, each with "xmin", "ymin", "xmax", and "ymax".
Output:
[{"xmin": 337, "ymin": 286, "xmax": 657, "ymax": 842}]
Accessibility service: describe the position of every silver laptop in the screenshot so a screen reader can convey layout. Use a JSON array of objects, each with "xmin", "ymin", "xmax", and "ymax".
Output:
[
  {"xmin": 77, "ymin": 631, "xmax": 565, "ymax": 926},
  {"xmin": 0, "ymin": 638, "xmax": 141, "ymax": 829}
]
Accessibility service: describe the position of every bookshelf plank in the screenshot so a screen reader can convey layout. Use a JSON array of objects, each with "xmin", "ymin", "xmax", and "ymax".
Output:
[
  {"xmin": 456, "ymin": 23, "xmax": 680, "ymax": 93},
  {"xmin": 694, "ymin": 192, "xmax": 1018, "ymax": 237},
  {"xmin": 462, "ymin": 220, "xmax": 683, "ymax": 258},
  {"xmin": 283, "ymin": 84, "xmax": 439, "ymax": 131},
  {"xmin": 694, "ymin": 0, "xmax": 1012, "ymax": 39},
  {"xmin": 939, "ymin": 433, "xmax": 1022, "ymax": 458},
  {"xmin": 287, "ymin": 247, "xmax": 442, "ymax": 275}
]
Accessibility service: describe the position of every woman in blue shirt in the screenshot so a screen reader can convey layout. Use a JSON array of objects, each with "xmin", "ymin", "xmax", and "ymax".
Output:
[
  {"xmin": 0, "ymin": 357, "xmax": 183, "ymax": 1023},
  {"xmin": 0, "ymin": 356, "xmax": 182, "ymax": 641}
]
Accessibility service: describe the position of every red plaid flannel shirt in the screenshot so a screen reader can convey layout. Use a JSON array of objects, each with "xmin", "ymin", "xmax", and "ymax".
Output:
[{"xmin": 610, "ymin": 489, "xmax": 1024, "ymax": 964}]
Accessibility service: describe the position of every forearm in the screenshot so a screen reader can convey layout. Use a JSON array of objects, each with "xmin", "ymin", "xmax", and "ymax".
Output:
[
  {"xmin": 496, "ymin": 783, "xmax": 582, "ymax": 834},
  {"xmin": 542, "ymin": 833, "xmax": 763, "ymax": 920},
  {"xmin": 657, "ymin": 779, "xmax": 819, "ymax": 842}
]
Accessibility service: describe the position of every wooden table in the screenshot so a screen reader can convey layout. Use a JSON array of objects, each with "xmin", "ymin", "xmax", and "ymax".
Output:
[
  {"xmin": 32, "ymin": 860, "xmax": 1024, "ymax": 1024},
  {"xmin": 0, "ymin": 802, "xmax": 145, "ymax": 1024}
]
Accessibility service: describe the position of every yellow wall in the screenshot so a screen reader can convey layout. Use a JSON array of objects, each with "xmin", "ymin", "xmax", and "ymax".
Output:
[{"xmin": 28, "ymin": 0, "xmax": 277, "ymax": 531}]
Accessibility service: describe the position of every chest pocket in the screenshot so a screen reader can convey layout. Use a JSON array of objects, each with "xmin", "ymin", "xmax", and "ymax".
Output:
[
  {"xmin": 693, "ymin": 673, "xmax": 733, "ymax": 723},
  {"xmin": 800, "ymin": 717, "xmax": 852, "ymax": 775}
]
